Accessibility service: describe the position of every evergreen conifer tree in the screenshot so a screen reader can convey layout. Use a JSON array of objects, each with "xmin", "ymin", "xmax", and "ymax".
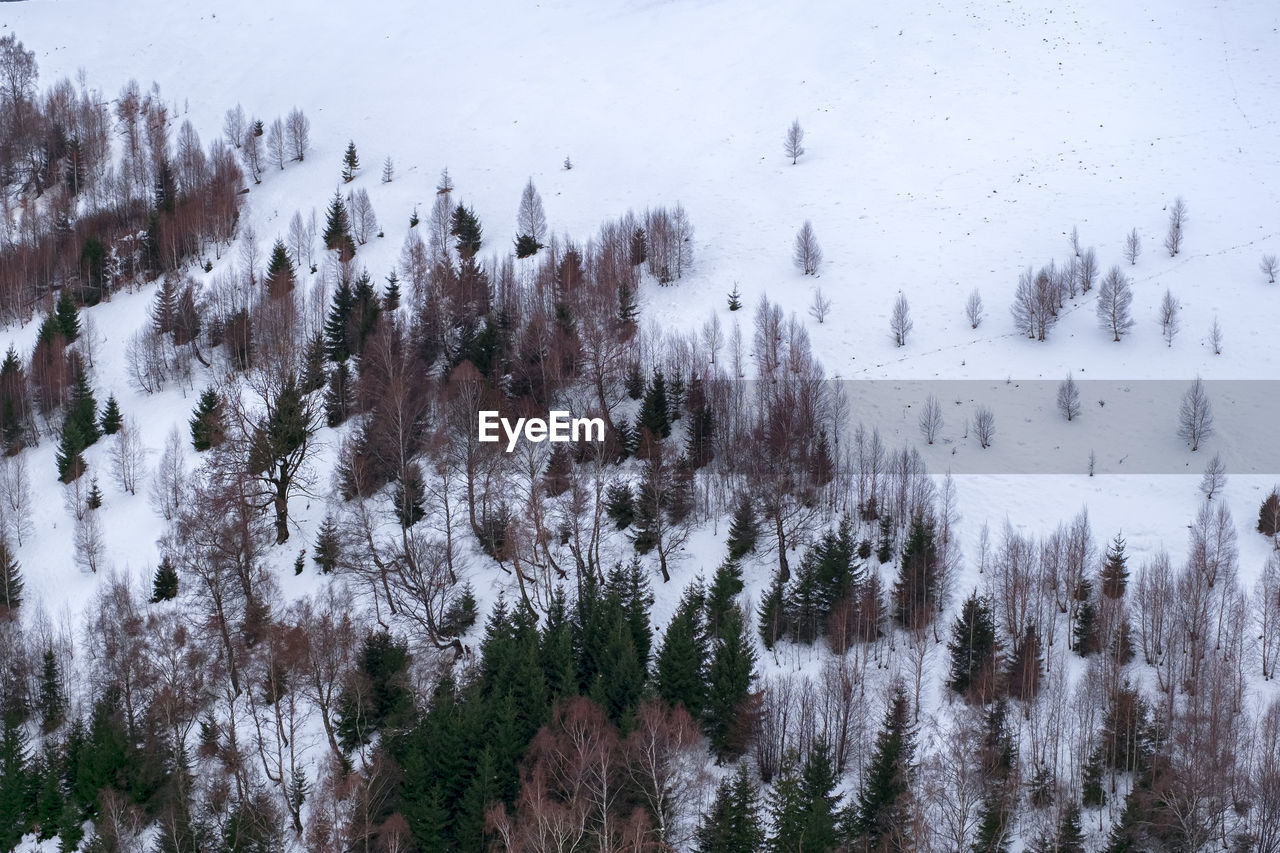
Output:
[
  {"xmin": 37, "ymin": 650, "xmax": 65, "ymax": 733},
  {"xmin": 383, "ymin": 271, "xmax": 401, "ymax": 311},
  {"xmin": 1081, "ymin": 746, "xmax": 1106, "ymax": 807},
  {"xmin": 450, "ymin": 204, "xmax": 483, "ymax": 259},
  {"xmin": 705, "ymin": 557, "xmax": 745, "ymax": 639},
  {"xmin": 325, "ymin": 361, "xmax": 352, "ymax": 428},
  {"xmin": 655, "ymin": 583, "xmax": 710, "ymax": 719},
  {"xmin": 696, "ymin": 763, "xmax": 765, "ymax": 853},
  {"xmin": 86, "ymin": 477, "xmax": 103, "ymax": 510},
  {"xmin": 324, "ymin": 275, "xmax": 356, "ymax": 362},
  {"xmin": 892, "ymin": 514, "xmax": 939, "ymax": 629},
  {"xmin": 1055, "ymin": 802, "xmax": 1086, "ymax": 853},
  {"xmin": 0, "ymin": 537, "xmax": 22, "ymax": 615},
  {"xmin": 638, "ymin": 370, "xmax": 671, "ymax": 441},
  {"xmin": 312, "ymin": 516, "xmax": 341, "ymax": 574},
  {"xmin": 341, "ymin": 140, "xmax": 359, "ymax": 182},
  {"xmin": 1006, "ymin": 623, "xmax": 1044, "ymax": 702},
  {"xmin": 876, "ymin": 514, "xmax": 895, "ymax": 564},
  {"xmin": 758, "ymin": 567, "xmax": 790, "ymax": 651},
  {"xmin": 1073, "ymin": 583, "xmax": 1101, "ymax": 656},
  {"xmin": 54, "ymin": 290, "xmax": 80, "ymax": 342},
  {"xmin": 189, "ymin": 387, "xmax": 226, "ymax": 451},
  {"xmin": 322, "ymin": 190, "xmax": 357, "ymax": 259},
  {"xmin": 542, "ymin": 444, "xmax": 573, "ymax": 497},
  {"xmin": 151, "ymin": 557, "xmax": 179, "ymax": 602},
  {"xmin": 605, "ymin": 480, "xmax": 635, "ymax": 529},
  {"xmin": 264, "ymin": 239, "xmax": 296, "ymax": 299},
  {"xmin": 55, "ymin": 423, "xmax": 87, "ymax": 483},
  {"xmin": 617, "ymin": 280, "xmax": 638, "ymax": 327},
  {"xmin": 393, "ymin": 465, "xmax": 426, "ymax": 529},
  {"xmin": 705, "ymin": 605, "xmax": 756, "ymax": 758},
  {"xmin": 727, "ymin": 283, "xmax": 742, "ymax": 311},
  {"xmin": 947, "ymin": 591, "xmax": 997, "ymax": 699},
  {"xmin": 0, "ymin": 346, "xmax": 29, "ymax": 452},
  {"xmin": 1259, "ymin": 488, "xmax": 1280, "ymax": 538},
  {"xmin": 843, "ymin": 683, "xmax": 916, "ymax": 851},
  {"xmin": 65, "ymin": 366, "xmax": 100, "ymax": 448},
  {"xmin": 98, "ymin": 394, "xmax": 122, "ymax": 435},
  {"xmin": 630, "ymin": 227, "xmax": 647, "ymax": 267},
  {"xmin": 1100, "ymin": 533, "xmax": 1129, "ymax": 598},
  {"xmin": 0, "ymin": 713, "xmax": 31, "ymax": 851},
  {"xmin": 726, "ymin": 494, "xmax": 759, "ymax": 561}
]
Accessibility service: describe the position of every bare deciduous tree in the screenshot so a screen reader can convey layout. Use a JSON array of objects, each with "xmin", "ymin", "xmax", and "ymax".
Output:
[
  {"xmin": 241, "ymin": 122, "xmax": 263, "ymax": 184},
  {"xmin": 285, "ymin": 107, "xmax": 310, "ymax": 161},
  {"xmin": 965, "ymin": 289, "xmax": 984, "ymax": 328},
  {"xmin": 1011, "ymin": 265, "xmax": 1058, "ymax": 341},
  {"xmin": 1096, "ymin": 266, "xmax": 1134, "ymax": 341},
  {"xmin": 891, "ymin": 293, "xmax": 912, "ymax": 347},
  {"xmin": 223, "ymin": 103, "xmax": 246, "ymax": 148},
  {"xmin": 266, "ymin": 117, "xmax": 286, "ymax": 170},
  {"xmin": 1164, "ymin": 196, "xmax": 1186, "ymax": 257},
  {"xmin": 1080, "ymin": 247, "xmax": 1098, "ymax": 292},
  {"xmin": 1069, "ymin": 225, "xmax": 1081, "ymax": 257},
  {"xmin": 149, "ymin": 426, "xmax": 186, "ymax": 521},
  {"xmin": 1124, "ymin": 228, "xmax": 1141, "ymax": 265},
  {"xmin": 348, "ymin": 188, "xmax": 378, "ymax": 245},
  {"xmin": 808, "ymin": 287, "xmax": 831, "ymax": 323},
  {"xmin": 517, "ymin": 178, "xmax": 547, "ymax": 246},
  {"xmin": 1208, "ymin": 316, "xmax": 1223, "ymax": 355},
  {"xmin": 112, "ymin": 416, "xmax": 146, "ymax": 495},
  {"xmin": 74, "ymin": 508, "xmax": 105, "ymax": 573},
  {"xmin": 1262, "ymin": 253, "xmax": 1278, "ymax": 284},
  {"xmin": 1199, "ymin": 452, "xmax": 1227, "ymax": 500},
  {"xmin": 1159, "ymin": 288, "xmax": 1181, "ymax": 347},
  {"xmin": 974, "ymin": 406, "xmax": 995, "ymax": 449},
  {"xmin": 793, "ymin": 220, "xmax": 822, "ymax": 275},
  {"xmin": 1057, "ymin": 374, "xmax": 1081, "ymax": 421},
  {"xmin": 0, "ymin": 455, "xmax": 32, "ymax": 547},
  {"xmin": 784, "ymin": 118, "xmax": 805, "ymax": 164},
  {"xmin": 919, "ymin": 395, "xmax": 943, "ymax": 445},
  {"xmin": 1178, "ymin": 377, "xmax": 1214, "ymax": 451}
]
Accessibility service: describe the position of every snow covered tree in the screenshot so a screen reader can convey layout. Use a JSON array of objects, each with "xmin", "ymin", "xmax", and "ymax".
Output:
[
  {"xmin": 1057, "ymin": 374, "xmax": 1081, "ymax": 421},
  {"xmin": 784, "ymin": 118, "xmax": 805, "ymax": 164},
  {"xmin": 450, "ymin": 204, "xmax": 483, "ymax": 260},
  {"xmin": 1096, "ymin": 266, "xmax": 1134, "ymax": 341},
  {"xmin": 341, "ymin": 140, "xmax": 359, "ymax": 182},
  {"xmin": 793, "ymin": 220, "xmax": 822, "ymax": 275}
]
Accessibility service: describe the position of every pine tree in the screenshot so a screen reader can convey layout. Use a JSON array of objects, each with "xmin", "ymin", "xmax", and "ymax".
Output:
[
  {"xmin": 264, "ymin": 239, "xmax": 296, "ymax": 299},
  {"xmin": 705, "ymin": 605, "xmax": 756, "ymax": 758},
  {"xmin": 1259, "ymin": 488, "xmax": 1280, "ymax": 538},
  {"xmin": 55, "ymin": 423, "xmax": 87, "ymax": 483},
  {"xmin": 767, "ymin": 753, "xmax": 807, "ymax": 853},
  {"xmin": 758, "ymin": 567, "xmax": 789, "ymax": 650},
  {"xmin": 0, "ymin": 346, "xmax": 29, "ymax": 452},
  {"xmin": 617, "ymin": 279, "xmax": 638, "ymax": 327},
  {"xmin": 0, "ymin": 536, "xmax": 22, "ymax": 615},
  {"xmin": 892, "ymin": 514, "xmax": 939, "ymax": 629},
  {"xmin": 324, "ymin": 275, "xmax": 356, "ymax": 363},
  {"xmin": 844, "ymin": 683, "xmax": 916, "ymax": 851},
  {"xmin": 313, "ymin": 516, "xmax": 341, "ymax": 574},
  {"xmin": 381, "ymin": 155, "xmax": 394, "ymax": 183},
  {"xmin": 98, "ymin": 394, "xmax": 122, "ymax": 435},
  {"xmin": 542, "ymin": 444, "xmax": 572, "ymax": 498},
  {"xmin": 383, "ymin": 271, "xmax": 401, "ymax": 312},
  {"xmin": 440, "ymin": 583, "xmax": 478, "ymax": 637},
  {"xmin": 341, "ymin": 140, "xmax": 359, "ymax": 182},
  {"xmin": 322, "ymin": 190, "xmax": 357, "ymax": 259},
  {"xmin": 54, "ymin": 290, "xmax": 80, "ymax": 342},
  {"xmin": 727, "ymin": 283, "xmax": 742, "ymax": 311},
  {"xmin": 638, "ymin": 370, "xmax": 671, "ymax": 441},
  {"xmin": 605, "ymin": 480, "xmax": 635, "ymax": 529},
  {"xmin": 151, "ymin": 557, "xmax": 179, "ymax": 602},
  {"xmin": 1006, "ymin": 623, "xmax": 1044, "ymax": 702},
  {"xmin": 1100, "ymin": 533, "xmax": 1129, "ymax": 599},
  {"xmin": 630, "ymin": 226, "xmax": 647, "ymax": 267},
  {"xmin": 705, "ymin": 557, "xmax": 745, "ymax": 639},
  {"xmin": 1073, "ymin": 588, "xmax": 1101, "ymax": 656},
  {"xmin": 1055, "ymin": 802, "xmax": 1086, "ymax": 853},
  {"xmin": 37, "ymin": 650, "xmax": 65, "ymax": 733},
  {"xmin": 947, "ymin": 591, "xmax": 998, "ymax": 700},
  {"xmin": 769, "ymin": 740, "xmax": 841, "ymax": 853},
  {"xmin": 876, "ymin": 513, "xmax": 895, "ymax": 564},
  {"xmin": 450, "ymin": 204, "xmax": 483, "ymax": 260},
  {"xmin": 64, "ymin": 365, "xmax": 100, "ymax": 448},
  {"xmin": 351, "ymin": 270, "xmax": 381, "ymax": 355},
  {"xmin": 655, "ymin": 583, "xmax": 709, "ymax": 718},
  {"xmin": 971, "ymin": 795, "xmax": 1013, "ymax": 853},
  {"xmin": 86, "ymin": 477, "xmax": 103, "ymax": 510},
  {"xmin": 696, "ymin": 763, "xmax": 765, "ymax": 853},
  {"xmin": 393, "ymin": 465, "xmax": 426, "ymax": 529},
  {"xmin": 189, "ymin": 387, "xmax": 226, "ymax": 451},
  {"xmin": 1081, "ymin": 747, "xmax": 1106, "ymax": 807},
  {"xmin": 0, "ymin": 712, "xmax": 31, "ymax": 851},
  {"xmin": 324, "ymin": 361, "xmax": 351, "ymax": 427},
  {"xmin": 726, "ymin": 495, "xmax": 759, "ymax": 561}
]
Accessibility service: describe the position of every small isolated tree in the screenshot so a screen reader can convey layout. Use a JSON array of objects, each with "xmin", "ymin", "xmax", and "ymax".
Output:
[
  {"xmin": 1079, "ymin": 248, "xmax": 1098, "ymax": 293},
  {"xmin": 1202, "ymin": 319, "xmax": 1224, "ymax": 361},
  {"xmin": 727, "ymin": 283, "xmax": 742, "ymax": 311},
  {"xmin": 1262, "ymin": 253, "xmax": 1278, "ymax": 284},
  {"xmin": 1159, "ymin": 288, "xmax": 1181, "ymax": 347},
  {"xmin": 918, "ymin": 395, "xmax": 943, "ymax": 445},
  {"xmin": 1057, "ymin": 374, "xmax": 1081, "ymax": 421},
  {"xmin": 1069, "ymin": 225, "xmax": 1081, "ymax": 257},
  {"xmin": 381, "ymin": 156, "xmax": 394, "ymax": 184},
  {"xmin": 890, "ymin": 294, "xmax": 912, "ymax": 347},
  {"xmin": 112, "ymin": 417, "xmax": 145, "ymax": 496},
  {"xmin": 966, "ymin": 288, "xmax": 984, "ymax": 328},
  {"xmin": 784, "ymin": 118, "xmax": 805, "ymax": 164},
  {"xmin": 1096, "ymin": 266, "xmax": 1134, "ymax": 341},
  {"xmin": 266, "ymin": 118, "xmax": 286, "ymax": 170},
  {"xmin": 974, "ymin": 406, "xmax": 995, "ymax": 449},
  {"xmin": 1199, "ymin": 453, "xmax": 1227, "ymax": 501},
  {"xmin": 1258, "ymin": 489, "xmax": 1280, "ymax": 541},
  {"xmin": 341, "ymin": 141, "xmax": 360, "ymax": 182},
  {"xmin": 1124, "ymin": 228, "xmax": 1141, "ymax": 265},
  {"xmin": 286, "ymin": 107, "xmax": 310, "ymax": 161},
  {"xmin": 809, "ymin": 288, "xmax": 831, "ymax": 323},
  {"xmin": 1178, "ymin": 377, "xmax": 1214, "ymax": 451},
  {"xmin": 1164, "ymin": 196, "xmax": 1186, "ymax": 256},
  {"xmin": 793, "ymin": 220, "xmax": 823, "ymax": 275},
  {"xmin": 516, "ymin": 177, "xmax": 547, "ymax": 252},
  {"xmin": 151, "ymin": 557, "xmax": 178, "ymax": 602}
]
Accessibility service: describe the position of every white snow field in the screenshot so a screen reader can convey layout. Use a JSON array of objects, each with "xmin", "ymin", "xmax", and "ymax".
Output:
[{"xmin": 2, "ymin": 0, "xmax": 1280, "ymax": 849}]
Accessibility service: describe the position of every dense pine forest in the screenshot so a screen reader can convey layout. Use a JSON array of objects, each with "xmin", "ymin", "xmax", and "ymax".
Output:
[{"xmin": 1, "ymin": 20, "xmax": 1280, "ymax": 853}]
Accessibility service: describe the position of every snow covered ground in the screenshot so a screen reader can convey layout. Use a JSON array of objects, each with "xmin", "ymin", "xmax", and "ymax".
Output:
[{"xmin": 3, "ymin": 0, "xmax": 1280, "ymax": 848}]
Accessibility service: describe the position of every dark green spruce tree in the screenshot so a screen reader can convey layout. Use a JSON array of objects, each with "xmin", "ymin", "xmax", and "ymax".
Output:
[
  {"xmin": 842, "ymin": 683, "xmax": 916, "ymax": 852},
  {"xmin": 704, "ymin": 605, "xmax": 756, "ymax": 758},
  {"xmin": 98, "ymin": 394, "xmax": 122, "ymax": 435},
  {"xmin": 1100, "ymin": 533, "xmax": 1129, "ymax": 599},
  {"xmin": 654, "ymin": 583, "xmax": 710, "ymax": 719},
  {"xmin": 947, "ymin": 590, "xmax": 997, "ymax": 700},
  {"xmin": 696, "ymin": 763, "xmax": 765, "ymax": 853},
  {"xmin": 189, "ymin": 387, "xmax": 225, "ymax": 451},
  {"xmin": 726, "ymin": 494, "xmax": 759, "ymax": 561}
]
